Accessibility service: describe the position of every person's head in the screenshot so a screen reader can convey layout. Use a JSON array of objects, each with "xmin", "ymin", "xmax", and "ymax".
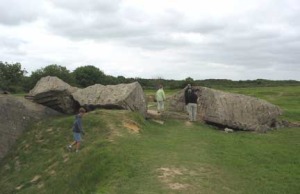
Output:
[
  {"xmin": 187, "ymin": 84, "xmax": 191, "ymax": 89},
  {"xmin": 78, "ymin": 107, "xmax": 86, "ymax": 116},
  {"xmin": 159, "ymin": 84, "xmax": 163, "ymax": 89}
]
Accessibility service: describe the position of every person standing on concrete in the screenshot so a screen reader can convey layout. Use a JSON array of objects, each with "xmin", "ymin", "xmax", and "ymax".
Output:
[
  {"xmin": 184, "ymin": 84, "xmax": 193, "ymax": 115},
  {"xmin": 187, "ymin": 89, "xmax": 199, "ymax": 122},
  {"xmin": 155, "ymin": 84, "xmax": 166, "ymax": 114}
]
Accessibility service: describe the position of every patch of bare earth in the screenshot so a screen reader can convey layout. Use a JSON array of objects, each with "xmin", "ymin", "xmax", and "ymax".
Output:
[
  {"xmin": 157, "ymin": 167, "xmax": 190, "ymax": 191},
  {"xmin": 169, "ymin": 183, "xmax": 189, "ymax": 190},
  {"xmin": 30, "ymin": 175, "xmax": 41, "ymax": 183},
  {"xmin": 185, "ymin": 121, "xmax": 193, "ymax": 127},
  {"xmin": 123, "ymin": 120, "xmax": 140, "ymax": 133},
  {"xmin": 15, "ymin": 184, "xmax": 24, "ymax": 191},
  {"xmin": 15, "ymin": 175, "xmax": 43, "ymax": 191},
  {"xmin": 157, "ymin": 165, "xmax": 222, "ymax": 193}
]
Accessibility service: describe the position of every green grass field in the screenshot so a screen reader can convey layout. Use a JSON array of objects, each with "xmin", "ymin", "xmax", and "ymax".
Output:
[{"xmin": 0, "ymin": 86, "xmax": 299, "ymax": 194}]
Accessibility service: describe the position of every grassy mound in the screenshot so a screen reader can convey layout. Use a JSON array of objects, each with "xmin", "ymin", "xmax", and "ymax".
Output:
[{"xmin": 0, "ymin": 110, "xmax": 145, "ymax": 194}]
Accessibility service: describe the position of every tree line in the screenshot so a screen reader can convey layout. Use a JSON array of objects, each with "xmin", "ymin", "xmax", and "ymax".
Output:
[{"xmin": 0, "ymin": 61, "xmax": 299, "ymax": 93}]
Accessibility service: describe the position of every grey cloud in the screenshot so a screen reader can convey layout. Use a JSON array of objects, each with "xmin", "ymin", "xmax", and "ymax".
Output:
[
  {"xmin": 45, "ymin": 2, "xmax": 228, "ymax": 49},
  {"xmin": 0, "ymin": 37, "xmax": 25, "ymax": 48},
  {"xmin": 50, "ymin": 0, "xmax": 120, "ymax": 13},
  {"xmin": 124, "ymin": 34, "xmax": 189, "ymax": 50},
  {"xmin": 1, "ymin": 0, "xmax": 299, "ymax": 80},
  {"xmin": 44, "ymin": 0, "xmax": 300, "ymax": 79},
  {"xmin": 45, "ymin": 0, "xmax": 150, "ymax": 40},
  {"xmin": 172, "ymin": 33, "xmax": 300, "ymax": 73},
  {"xmin": 0, "ymin": 37, "xmax": 27, "ymax": 56},
  {"xmin": 48, "ymin": 16, "xmax": 150, "ymax": 41},
  {"xmin": 187, "ymin": 23, "xmax": 226, "ymax": 34},
  {"xmin": 0, "ymin": 0, "xmax": 43, "ymax": 25}
]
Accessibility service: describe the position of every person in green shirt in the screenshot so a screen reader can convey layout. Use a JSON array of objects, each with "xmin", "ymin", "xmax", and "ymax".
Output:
[{"xmin": 155, "ymin": 84, "xmax": 166, "ymax": 113}]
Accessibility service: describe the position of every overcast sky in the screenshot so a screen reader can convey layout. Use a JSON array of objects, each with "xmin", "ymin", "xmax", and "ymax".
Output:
[{"xmin": 0, "ymin": 0, "xmax": 299, "ymax": 80}]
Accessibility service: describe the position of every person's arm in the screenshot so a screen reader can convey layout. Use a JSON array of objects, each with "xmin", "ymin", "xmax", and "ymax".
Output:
[
  {"xmin": 184, "ymin": 90, "xmax": 188, "ymax": 104},
  {"xmin": 162, "ymin": 90, "xmax": 166, "ymax": 100}
]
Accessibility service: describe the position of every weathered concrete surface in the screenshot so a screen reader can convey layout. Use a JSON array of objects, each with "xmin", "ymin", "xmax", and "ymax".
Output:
[
  {"xmin": 0, "ymin": 95, "xmax": 61, "ymax": 160},
  {"xmin": 29, "ymin": 76, "xmax": 79, "ymax": 113},
  {"xmin": 29, "ymin": 76, "xmax": 78, "ymax": 95},
  {"xmin": 169, "ymin": 86, "xmax": 283, "ymax": 131},
  {"xmin": 72, "ymin": 82, "xmax": 147, "ymax": 117},
  {"xmin": 29, "ymin": 77, "xmax": 147, "ymax": 116}
]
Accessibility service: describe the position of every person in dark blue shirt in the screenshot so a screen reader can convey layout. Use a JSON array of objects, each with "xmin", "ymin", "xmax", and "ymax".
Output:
[{"xmin": 67, "ymin": 107, "xmax": 86, "ymax": 152}]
